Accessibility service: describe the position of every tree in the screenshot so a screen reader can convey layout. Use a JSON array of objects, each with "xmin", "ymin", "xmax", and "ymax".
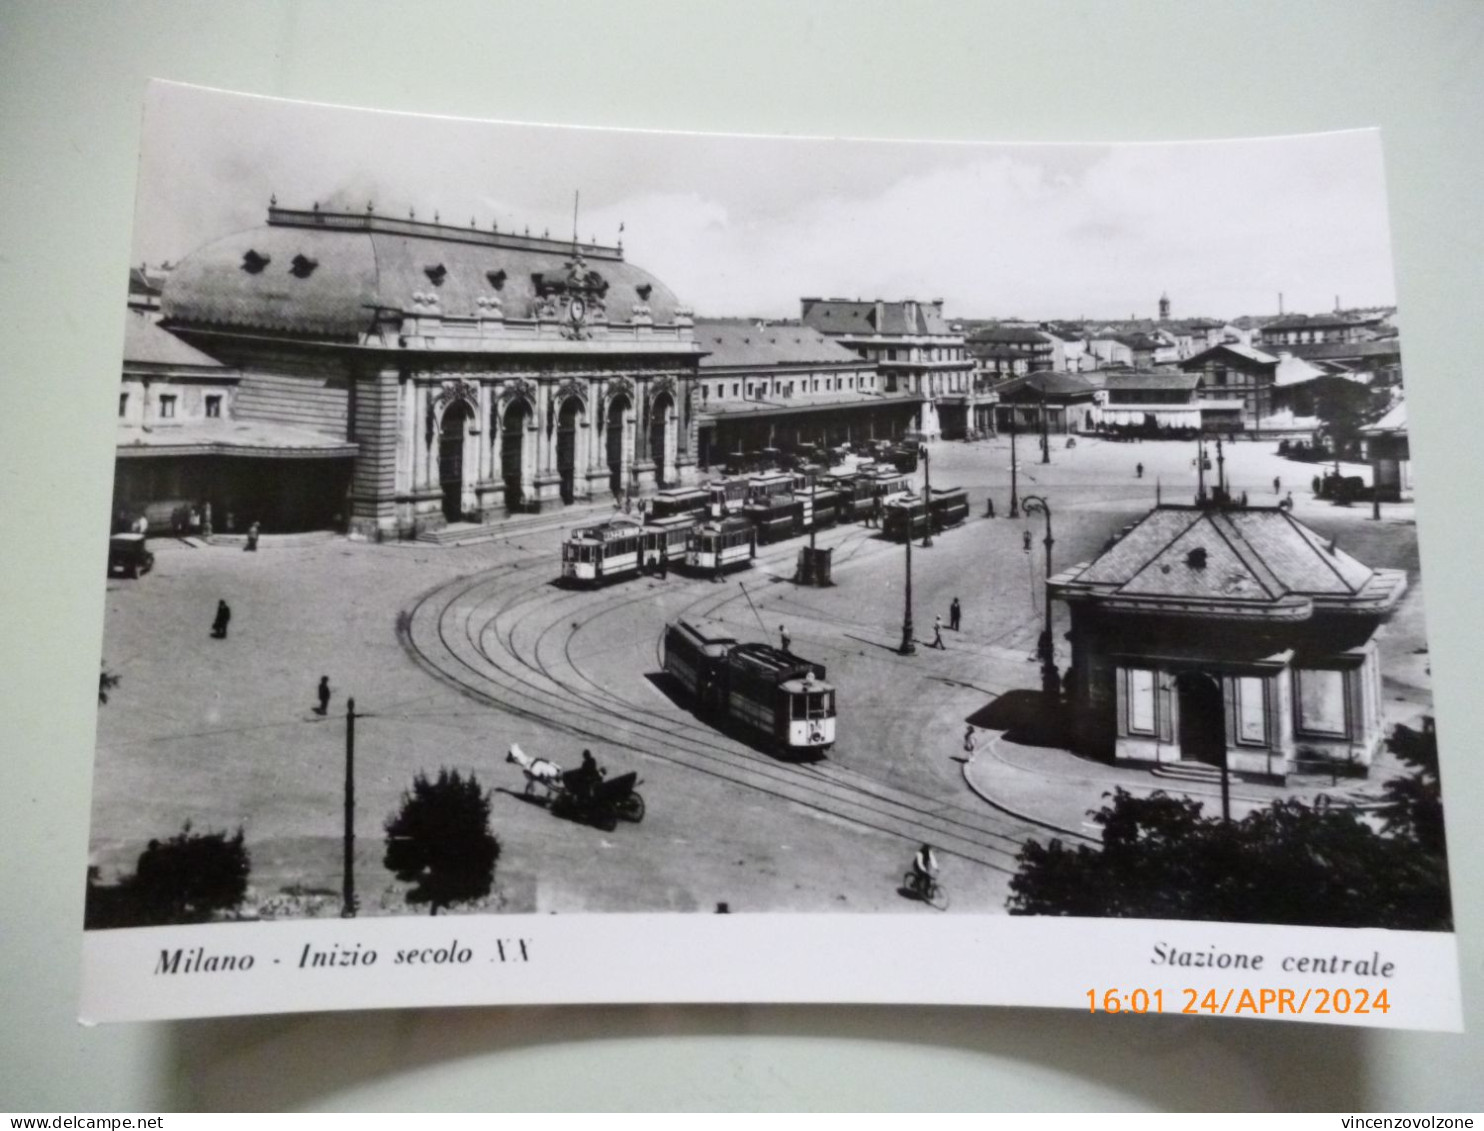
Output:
[
  {"xmin": 384, "ymin": 769, "xmax": 500, "ymax": 915},
  {"xmin": 87, "ymin": 822, "xmax": 251, "ymax": 928},
  {"xmin": 1309, "ymin": 376, "xmax": 1388, "ymax": 458},
  {"xmin": 1008, "ymin": 731, "xmax": 1453, "ymax": 930},
  {"xmin": 1380, "ymin": 717, "xmax": 1446, "ymax": 857}
]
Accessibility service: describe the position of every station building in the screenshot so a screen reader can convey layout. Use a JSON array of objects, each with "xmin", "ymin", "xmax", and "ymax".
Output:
[
  {"xmin": 799, "ymin": 297, "xmax": 977, "ymax": 439},
  {"xmin": 691, "ymin": 319, "xmax": 922, "ymax": 468},
  {"xmin": 1050, "ymin": 504, "xmax": 1407, "ymax": 780},
  {"xmin": 129, "ymin": 204, "xmax": 703, "ymax": 538}
]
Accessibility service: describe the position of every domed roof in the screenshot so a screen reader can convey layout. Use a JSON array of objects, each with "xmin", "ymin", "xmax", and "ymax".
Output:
[{"xmin": 162, "ymin": 208, "xmax": 685, "ymax": 340}]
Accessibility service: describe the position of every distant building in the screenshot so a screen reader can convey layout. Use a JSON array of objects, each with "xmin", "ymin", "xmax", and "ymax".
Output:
[
  {"xmin": 1178, "ymin": 343, "xmax": 1287, "ymax": 432},
  {"xmin": 691, "ymin": 319, "xmax": 907, "ymax": 467},
  {"xmin": 992, "ymin": 371, "xmax": 1098, "ymax": 434},
  {"xmin": 1257, "ymin": 312, "xmax": 1383, "ymax": 349},
  {"xmin": 964, "ymin": 324, "xmax": 1055, "ymax": 382},
  {"xmin": 1092, "ymin": 370, "xmax": 1245, "ymax": 434},
  {"xmin": 800, "ymin": 297, "xmax": 975, "ymax": 440},
  {"xmin": 1051, "ymin": 504, "xmax": 1407, "ymax": 779}
]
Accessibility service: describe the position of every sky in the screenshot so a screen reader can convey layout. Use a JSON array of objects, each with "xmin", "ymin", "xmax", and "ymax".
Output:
[{"xmin": 133, "ymin": 82, "xmax": 1399, "ymax": 323}]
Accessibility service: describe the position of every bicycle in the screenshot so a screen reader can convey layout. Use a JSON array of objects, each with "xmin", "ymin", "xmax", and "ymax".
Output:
[{"xmin": 902, "ymin": 869, "xmax": 950, "ymax": 910}]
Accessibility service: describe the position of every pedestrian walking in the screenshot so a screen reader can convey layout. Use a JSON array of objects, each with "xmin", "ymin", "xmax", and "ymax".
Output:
[
  {"xmin": 949, "ymin": 596, "xmax": 962, "ymax": 631},
  {"xmin": 779, "ymin": 624, "xmax": 791, "ymax": 654},
  {"xmin": 315, "ymin": 675, "xmax": 331, "ymax": 716},
  {"xmin": 1022, "ymin": 529, "xmax": 1032, "ymax": 553},
  {"xmin": 931, "ymin": 615, "xmax": 946, "ymax": 649},
  {"xmin": 985, "ymin": 496, "xmax": 995, "ymax": 519},
  {"xmin": 963, "ymin": 725, "xmax": 976, "ymax": 755},
  {"xmin": 1136, "ymin": 462, "xmax": 1144, "ymax": 479},
  {"xmin": 245, "ymin": 521, "xmax": 260, "ymax": 552},
  {"xmin": 210, "ymin": 599, "xmax": 231, "ymax": 640},
  {"xmin": 1273, "ymin": 475, "xmax": 1281, "ymax": 495}
]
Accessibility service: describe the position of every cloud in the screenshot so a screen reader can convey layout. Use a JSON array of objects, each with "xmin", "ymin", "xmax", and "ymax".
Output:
[{"xmin": 134, "ymin": 85, "xmax": 1395, "ymax": 320}]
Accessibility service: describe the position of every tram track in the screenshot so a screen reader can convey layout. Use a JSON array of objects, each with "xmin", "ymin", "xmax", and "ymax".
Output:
[{"xmin": 397, "ymin": 523, "xmax": 1087, "ymax": 881}]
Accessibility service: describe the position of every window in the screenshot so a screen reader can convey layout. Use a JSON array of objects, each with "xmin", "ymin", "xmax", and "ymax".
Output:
[
  {"xmin": 1128, "ymin": 669, "xmax": 1156, "ymax": 734},
  {"xmin": 1296, "ymin": 669, "xmax": 1347, "ymax": 736},
  {"xmin": 205, "ymin": 394, "xmax": 222, "ymax": 418},
  {"xmin": 1236, "ymin": 676, "xmax": 1267, "ymax": 744},
  {"xmin": 158, "ymin": 394, "xmax": 176, "ymax": 419},
  {"xmin": 118, "ymin": 393, "xmax": 128, "ymax": 418},
  {"xmin": 732, "ymin": 383, "xmax": 740, "ymax": 398}
]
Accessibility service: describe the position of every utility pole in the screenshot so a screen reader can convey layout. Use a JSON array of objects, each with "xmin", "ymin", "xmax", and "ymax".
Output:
[
  {"xmin": 1196, "ymin": 432, "xmax": 1208, "ymax": 506},
  {"xmin": 342, "ymin": 696, "xmax": 356, "ymax": 919}
]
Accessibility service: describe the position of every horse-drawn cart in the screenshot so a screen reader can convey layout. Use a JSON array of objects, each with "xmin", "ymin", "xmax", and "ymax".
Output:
[
  {"xmin": 550, "ymin": 770, "xmax": 645, "ymax": 832},
  {"xmin": 506, "ymin": 744, "xmax": 645, "ymax": 832}
]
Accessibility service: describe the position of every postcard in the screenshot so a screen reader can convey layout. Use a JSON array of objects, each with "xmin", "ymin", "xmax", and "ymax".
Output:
[{"xmin": 82, "ymin": 81, "xmax": 1459, "ymax": 1028}]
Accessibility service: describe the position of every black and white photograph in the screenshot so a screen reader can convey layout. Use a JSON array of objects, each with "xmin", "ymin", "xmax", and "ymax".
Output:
[{"xmin": 80, "ymin": 81, "xmax": 1458, "ymax": 1026}]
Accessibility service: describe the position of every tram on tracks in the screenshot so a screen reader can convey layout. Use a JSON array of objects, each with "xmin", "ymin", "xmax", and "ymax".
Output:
[
  {"xmin": 882, "ymin": 486, "xmax": 971, "ymax": 541},
  {"xmin": 706, "ymin": 477, "xmax": 750, "ymax": 519},
  {"xmin": 647, "ymin": 486, "xmax": 710, "ymax": 522},
  {"xmin": 662, "ymin": 619, "xmax": 837, "ymax": 757},
  {"xmin": 640, "ymin": 513, "xmax": 699, "ymax": 573},
  {"xmin": 560, "ymin": 518, "xmax": 644, "ymax": 585},
  {"xmin": 684, "ymin": 517, "xmax": 757, "ymax": 578}
]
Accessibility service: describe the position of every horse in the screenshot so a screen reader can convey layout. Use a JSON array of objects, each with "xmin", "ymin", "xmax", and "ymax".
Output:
[{"xmin": 505, "ymin": 743, "xmax": 564, "ymax": 798}]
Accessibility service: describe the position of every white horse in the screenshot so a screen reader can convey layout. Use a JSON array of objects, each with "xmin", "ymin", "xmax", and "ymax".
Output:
[{"xmin": 505, "ymin": 743, "xmax": 563, "ymax": 798}]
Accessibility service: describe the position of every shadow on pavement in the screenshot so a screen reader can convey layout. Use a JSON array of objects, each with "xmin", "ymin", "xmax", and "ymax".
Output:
[{"xmin": 966, "ymin": 688, "xmax": 1068, "ymax": 748}]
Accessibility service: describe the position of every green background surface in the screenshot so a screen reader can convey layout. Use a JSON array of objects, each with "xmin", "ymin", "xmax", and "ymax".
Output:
[{"xmin": 2, "ymin": 0, "xmax": 1481, "ymax": 1111}]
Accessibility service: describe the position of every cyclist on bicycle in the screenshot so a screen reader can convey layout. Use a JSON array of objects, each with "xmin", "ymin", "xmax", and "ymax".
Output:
[{"xmin": 911, "ymin": 843, "xmax": 939, "ymax": 896}]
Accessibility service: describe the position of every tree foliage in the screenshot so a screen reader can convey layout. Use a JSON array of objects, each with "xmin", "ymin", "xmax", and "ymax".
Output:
[
  {"xmin": 87, "ymin": 822, "xmax": 251, "ymax": 928},
  {"xmin": 1310, "ymin": 376, "xmax": 1390, "ymax": 455},
  {"xmin": 384, "ymin": 769, "xmax": 500, "ymax": 915},
  {"xmin": 1008, "ymin": 724, "xmax": 1452, "ymax": 930}
]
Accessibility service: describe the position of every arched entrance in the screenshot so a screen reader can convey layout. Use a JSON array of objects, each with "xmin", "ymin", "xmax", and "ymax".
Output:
[
  {"xmin": 557, "ymin": 397, "xmax": 582, "ymax": 505},
  {"xmin": 439, "ymin": 401, "xmax": 473, "ymax": 522},
  {"xmin": 501, "ymin": 399, "xmax": 530, "ymax": 512},
  {"xmin": 1176, "ymin": 671, "xmax": 1226, "ymax": 766},
  {"xmin": 649, "ymin": 392, "xmax": 674, "ymax": 487},
  {"xmin": 607, "ymin": 394, "xmax": 631, "ymax": 498}
]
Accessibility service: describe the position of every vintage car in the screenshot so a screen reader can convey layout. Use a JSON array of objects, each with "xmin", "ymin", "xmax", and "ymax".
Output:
[{"xmin": 107, "ymin": 533, "xmax": 154, "ymax": 578}]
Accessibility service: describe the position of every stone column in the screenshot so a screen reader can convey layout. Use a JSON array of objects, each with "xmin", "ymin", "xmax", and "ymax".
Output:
[{"xmin": 347, "ymin": 364, "xmax": 402, "ymax": 541}]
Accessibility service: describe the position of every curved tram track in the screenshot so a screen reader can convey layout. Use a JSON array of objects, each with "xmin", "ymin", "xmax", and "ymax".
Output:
[{"xmin": 399, "ymin": 531, "xmax": 1088, "ymax": 887}]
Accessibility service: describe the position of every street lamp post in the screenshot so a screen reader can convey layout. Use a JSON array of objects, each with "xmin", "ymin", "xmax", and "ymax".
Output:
[
  {"xmin": 899, "ymin": 520, "xmax": 916, "ymax": 655},
  {"xmin": 1039, "ymin": 387, "xmax": 1051, "ymax": 465},
  {"xmin": 920, "ymin": 444, "xmax": 933, "ymax": 548},
  {"xmin": 1021, "ymin": 496, "xmax": 1059, "ymax": 699},
  {"xmin": 1008, "ymin": 410, "xmax": 1020, "ymax": 519}
]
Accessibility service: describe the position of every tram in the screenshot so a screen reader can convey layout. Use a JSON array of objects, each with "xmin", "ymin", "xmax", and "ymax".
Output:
[
  {"xmin": 685, "ymin": 517, "xmax": 756, "ymax": 578},
  {"xmin": 640, "ymin": 513, "xmax": 699, "ymax": 572},
  {"xmin": 662, "ymin": 619, "xmax": 837, "ymax": 757},
  {"xmin": 647, "ymin": 487, "xmax": 710, "ymax": 522},
  {"xmin": 560, "ymin": 518, "xmax": 643, "ymax": 585},
  {"xmin": 882, "ymin": 486, "xmax": 971, "ymax": 541},
  {"xmin": 747, "ymin": 471, "xmax": 796, "ymax": 502},
  {"xmin": 706, "ymin": 477, "xmax": 750, "ymax": 520},
  {"xmin": 741, "ymin": 493, "xmax": 804, "ymax": 544}
]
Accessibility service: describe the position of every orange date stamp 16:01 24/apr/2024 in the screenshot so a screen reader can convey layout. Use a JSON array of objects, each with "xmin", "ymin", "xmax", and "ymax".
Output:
[{"xmin": 1086, "ymin": 987, "xmax": 1392, "ymax": 1016}]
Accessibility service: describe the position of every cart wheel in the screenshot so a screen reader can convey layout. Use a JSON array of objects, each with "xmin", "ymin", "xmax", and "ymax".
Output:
[
  {"xmin": 598, "ymin": 812, "xmax": 618, "ymax": 832},
  {"xmin": 618, "ymin": 793, "xmax": 645, "ymax": 823}
]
